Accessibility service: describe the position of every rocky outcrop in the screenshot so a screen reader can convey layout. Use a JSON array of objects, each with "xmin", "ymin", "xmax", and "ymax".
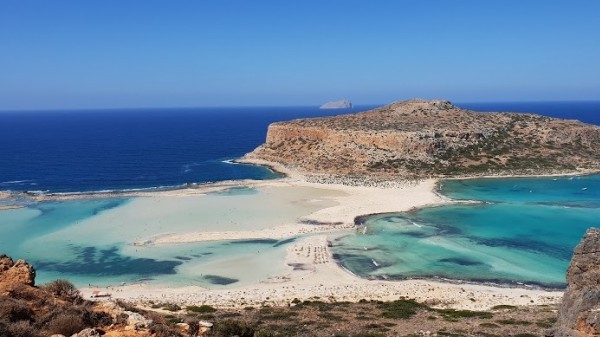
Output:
[
  {"xmin": 246, "ymin": 99, "xmax": 600, "ymax": 181},
  {"xmin": 0, "ymin": 254, "xmax": 36, "ymax": 287},
  {"xmin": 320, "ymin": 99, "xmax": 352, "ymax": 109},
  {"xmin": 550, "ymin": 228, "xmax": 600, "ymax": 337}
]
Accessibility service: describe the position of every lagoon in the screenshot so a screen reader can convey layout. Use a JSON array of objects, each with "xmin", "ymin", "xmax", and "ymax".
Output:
[
  {"xmin": 332, "ymin": 174, "xmax": 600, "ymax": 288},
  {"xmin": 1, "ymin": 174, "xmax": 598, "ymax": 290},
  {"xmin": 0, "ymin": 185, "xmax": 342, "ymax": 287}
]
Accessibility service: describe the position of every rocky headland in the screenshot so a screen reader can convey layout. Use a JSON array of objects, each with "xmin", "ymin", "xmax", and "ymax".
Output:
[{"xmin": 246, "ymin": 99, "xmax": 600, "ymax": 181}]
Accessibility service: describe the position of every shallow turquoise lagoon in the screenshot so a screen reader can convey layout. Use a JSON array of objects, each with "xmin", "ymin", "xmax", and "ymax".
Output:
[
  {"xmin": 2, "ymin": 175, "xmax": 598, "ymax": 289},
  {"xmin": 332, "ymin": 174, "xmax": 600, "ymax": 288},
  {"xmin": 0, "ymin": 188, "xmax": 298, "ymax": 288}
]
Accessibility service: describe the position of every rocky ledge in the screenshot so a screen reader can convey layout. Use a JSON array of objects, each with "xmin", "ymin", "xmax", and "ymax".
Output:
[{"xmin": 246, "ymin": 99, "xmax": 600, "ymax": 180}]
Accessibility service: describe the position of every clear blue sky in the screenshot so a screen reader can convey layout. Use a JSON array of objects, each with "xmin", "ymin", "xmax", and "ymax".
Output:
[{"xmin": 1, "ymin": 1, "xmax": 599, "ymax": 110}]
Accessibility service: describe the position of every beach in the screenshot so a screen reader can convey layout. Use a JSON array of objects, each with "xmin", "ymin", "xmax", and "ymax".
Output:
[
  {"xmin": 54, "ymin": 161, "xmax": 563, "ymax": 310},
  {"xmin": 87, "ymin": 233, "xmax": 562, "ymax": 310}
]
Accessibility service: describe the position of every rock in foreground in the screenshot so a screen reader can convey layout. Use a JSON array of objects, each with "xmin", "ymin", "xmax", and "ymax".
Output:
[
  {"xmin": 550, "ymin": 228, "xmax": 600, "ymax": 336},
  {"xmin": 247, "ymin": 99, "xmax": 600, "ymax": 180},
  {"xmin": 0, "ymin": 254, "xmax": 36, "ymax": 287}
]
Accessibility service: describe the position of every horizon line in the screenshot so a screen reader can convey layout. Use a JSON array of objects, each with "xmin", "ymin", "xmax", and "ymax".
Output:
[{"xmin": 1, "ymin": 99, "xmax": 600, "ymax": 113}]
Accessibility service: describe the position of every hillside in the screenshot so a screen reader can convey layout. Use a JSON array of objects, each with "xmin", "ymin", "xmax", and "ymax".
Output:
[{"xmin": 245, "ymin": 99, "xmax": 600, "ymax": 181}]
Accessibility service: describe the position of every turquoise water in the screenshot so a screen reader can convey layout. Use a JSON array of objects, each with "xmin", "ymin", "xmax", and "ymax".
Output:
[
  {"xmin": 2, "ymin": 175, "xmax": 599, "ymax": 288},
  {"xmin": 0, "ymin": 188, "xmax": 300, "ymax": 287},
  {"xmin": 333, "ymin": 174, "xmax": 600, "ymax": 288}
]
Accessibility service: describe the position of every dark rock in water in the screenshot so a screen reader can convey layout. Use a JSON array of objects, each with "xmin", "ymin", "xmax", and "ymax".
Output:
[
  {"xmin": 549, "ymin": 227, "xmax": 600, "ymax": 337},
  {"xmin": 438, "ymin": 257, "xmax": 484, "ymax": 266},
  {"xmin": 202, "ymin": 274, "xmax": 238, "ymax": 285}
]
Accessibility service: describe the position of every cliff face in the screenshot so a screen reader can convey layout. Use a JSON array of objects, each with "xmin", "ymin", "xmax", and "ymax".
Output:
[
  {"xmin": 246, "ymin": 99, "xmax": 600, "ymax": 179},
  {"xmin": 550, "ymin": 228, "xmax": 600, "ymax": 337}
]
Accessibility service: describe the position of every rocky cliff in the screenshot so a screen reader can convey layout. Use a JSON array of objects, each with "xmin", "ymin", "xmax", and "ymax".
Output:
[
  {"xmin": 246, "ymin": 99, "xmax": 600, "ymax": 180},
  {"xmin": 550, "ymin": 228, "xmax": 600, "ymax": 337}
]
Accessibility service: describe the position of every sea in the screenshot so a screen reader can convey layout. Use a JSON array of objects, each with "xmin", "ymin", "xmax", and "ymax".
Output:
[{"xmin": 1, "ymin": 101, "xmax": 599, "ymax": 288}]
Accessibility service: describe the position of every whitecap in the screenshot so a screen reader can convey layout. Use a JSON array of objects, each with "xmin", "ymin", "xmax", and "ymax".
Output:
[{"xmin": 2, "ymin": 180, "xmax": 33, "ymax": 184}]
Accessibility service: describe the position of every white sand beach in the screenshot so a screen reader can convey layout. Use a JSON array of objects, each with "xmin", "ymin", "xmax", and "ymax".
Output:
[
  {"xmin": 83, "ymin": 234, "xmax": 562, "ymax": 310},
  {"xmin": 73, "ymin": 164, "xmax": 564, "ymax": 310}
]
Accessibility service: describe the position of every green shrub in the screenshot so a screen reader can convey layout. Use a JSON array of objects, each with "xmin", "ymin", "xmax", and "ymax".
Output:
[
  {"xmin": 379, "ymin": 299, "xmax": 427, "ymax": 319},
  {"xmin": 7, "ymin": 320, "xmax": 38, "ymax": 337},
  {"xmin": 0, "ymin": 298, "xmax": 33, "ymax": 323},
  {"xmin": 352, "ymin": 333, "xmax": 386, "ymax": 337},
  {"xmin": 162, "ymin": 304, "xmax": 182, "ymax": 312},
  {"xmin": 496, "ymin": 318, "xmax": 531, "ymax": 325},
  {"xmin": 436, "ymin": 309, "xmax": 493, "ymax": 320},
  {"xmin": 187, "ymin": 320, "xmax": 199, "ymax": 337},
  {"xmin": 81, "ymin": 309, "xmax": 113, "ymax": 327},
  {"xmin": 45, "ymin": 313, "xmax": 86, "ymax": 336},
  {"xmin": 261, "ymin": 311, "xmax": 299, "ymax": 320},
  {"xmin": 42, "ymin": 279, "xmax": 82, "ymax": 303},
  {"xmin": 213, "ymin": 320, "xmax": 256, "ymax": 337},
  {"xmin": 186, "ymin": 305, "xmax": 216, "ymax": 313},
  {"xmin": 149, "ymin": 323, "xmax": 183, "ymax": 337}
]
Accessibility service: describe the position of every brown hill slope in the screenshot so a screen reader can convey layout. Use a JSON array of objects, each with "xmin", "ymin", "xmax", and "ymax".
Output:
[{"xmin": 246, "ymin": 99, "xmax": 600, "ymax": 180}]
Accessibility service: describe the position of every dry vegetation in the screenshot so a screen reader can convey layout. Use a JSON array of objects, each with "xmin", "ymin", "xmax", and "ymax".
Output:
[
  {"xmin": 0, "ymin": 279, "xmax": 112, "ymax": 337},
  {"xmin": 0, "ymin": 265, "xmax": 559, "ymax": 337},
  {"xmin": 132, "ymin": 298, "xmax": 558, "ymax": 337}
]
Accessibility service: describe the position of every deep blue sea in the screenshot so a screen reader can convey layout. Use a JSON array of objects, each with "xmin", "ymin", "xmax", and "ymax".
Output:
[
  {"xmin": 1, "ymin": 101, "xmax": 599, "ymax": 287},
  {"xmin": 1, "ymin": 101, "xmax": 598, "ymax": 193},
  {"xmin": 0, "ymin": 106, "xmax": 375, "ymax": 193}
]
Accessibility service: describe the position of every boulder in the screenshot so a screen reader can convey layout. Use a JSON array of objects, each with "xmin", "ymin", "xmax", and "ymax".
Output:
[
  {"xmin": 124, "ymin": 310, "xmax": 153, "ymax": 329},
  {"xmin": 70, "ymin": 328, "xmax": 101, "ymax": 337}
]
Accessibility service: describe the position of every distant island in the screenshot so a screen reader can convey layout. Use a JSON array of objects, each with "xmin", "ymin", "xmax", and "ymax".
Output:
[
  {"xmin": 246, "ymin": 99, "xmax": 600, "ymax": 181},
  {"xmin": 319, "ymin": 99, "xmax": 352, "ymax": 109}
]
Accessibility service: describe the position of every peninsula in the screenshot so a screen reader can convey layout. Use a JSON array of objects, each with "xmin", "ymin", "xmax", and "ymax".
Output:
[{"xmin": 246, "ymin": 99, "xmax": 600, "ymax": 181}]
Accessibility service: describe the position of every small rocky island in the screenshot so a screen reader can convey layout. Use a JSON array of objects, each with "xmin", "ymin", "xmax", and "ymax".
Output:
[
  {"xmin": 319, "ymin": 99, "xmax": 353, "ymax": 109},
  {"xmin": 246, "ymin": 99, "xmax": 600, "ymax": 180}
]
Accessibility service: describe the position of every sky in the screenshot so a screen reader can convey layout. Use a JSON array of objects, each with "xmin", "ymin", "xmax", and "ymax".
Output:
[{"xmin": 0, "ymin": 1, "xmax": 599, "ymax": 110}]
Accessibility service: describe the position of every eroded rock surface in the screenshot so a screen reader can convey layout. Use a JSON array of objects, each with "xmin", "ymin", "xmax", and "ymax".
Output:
[
  {"xmin": 0, "ymin": 254, "xmax": 36, "ymax": 287},
  {"xmin": 550, "ymin": 228, "xmax": 600, "ymax": 336}
]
